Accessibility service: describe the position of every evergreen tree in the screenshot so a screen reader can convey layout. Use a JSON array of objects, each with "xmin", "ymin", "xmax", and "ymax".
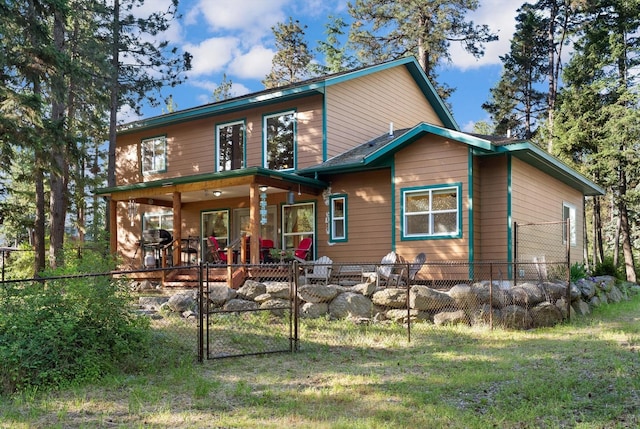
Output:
[
  {"xmin": 482, "ymin": 4, "xmax": 547, "ymax": 140},
  {"xmin": 212, "ymin": 73, "xmax": 234, "ymax": 102},
  {"xmin": 313, "ymin": 15, "xmax": 357, "ymax": 74},
  {"xmin": 346, "ymin": 0, "xmax": 497, "ymax": 99},
  {"xmin": 263, "ymin": 18, "xmax": 313, "ymax": 88}
]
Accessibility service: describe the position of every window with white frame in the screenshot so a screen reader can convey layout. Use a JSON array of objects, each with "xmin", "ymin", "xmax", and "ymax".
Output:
[
  {"xmin": 402, "ymin": 184, "xmax": 461, "ymax": 239},
  {"xmin": 141, "ymin": 135, "xmax": 167, "ymax": 174},
  {"xmin": 143, "ymin": 211, "xmax": 173, "ymax": 232},
  {"xmin": 216, "ymin": 120, "xmax": 245, "ymax": 171},
  {"xmin": 562, "ymin": 202, "xmax": 576, "ymax": 246},
  {"xmin": 264, "ymin": 110, "xmax": 295, "ymax": 170},
  {"xmin": 282, "ymin": 202, "xmax": 314, "ymax": 254},
  {"xmin": 330, "ymin": 195, "xmax": 347, "ymax": 242}
]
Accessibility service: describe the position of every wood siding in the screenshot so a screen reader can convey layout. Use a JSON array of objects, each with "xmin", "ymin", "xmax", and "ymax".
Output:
[
  {"xmin": 511, "ymin": 157, "xmax": 584, "ymax": 264},
  {"xmin": 315, "ymin": 170, "xmax": 392, "ymax": 263},
  {"xmin": 393, "ymin": 136, "xmax": 470, "ymax": 262},
  {"xmin": 325, "ymin": 67, "xmax": 442, "ymax": 158},
  {"xmin": 476, "ymin": 156, "xmax": 509, "ymax": 261},
  {"xmin": 115, "ymin": 95, "xmax": 324, "ymax": 186}
]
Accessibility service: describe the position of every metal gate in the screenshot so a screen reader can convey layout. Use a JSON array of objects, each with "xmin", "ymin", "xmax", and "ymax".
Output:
[{"xmin": 198, "ymin": 262, "xmax": 299, "ymax": 361}]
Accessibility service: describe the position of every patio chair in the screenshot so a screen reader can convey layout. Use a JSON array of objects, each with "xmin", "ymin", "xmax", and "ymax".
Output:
[
  {"xmin": 408, "ymin": 252, "xmax": 427, "ymax": 281},
  {"xmin": 293, "ymin": 237, "xmax": 313, "ymax": 262},
  {"xmin": 206, "ymin": 236, "xmax": 227, "ymax": 264},
  {"xmin": 302, "ymin": 256, "xmax": 333, "ymax": 284},
  {"xmin": 260, "ymin": 238, "xmax": 275, "ymax": 263},
  {"xmin": 376, "ymin": 251, "xmax": 402, "ymax": 287}
]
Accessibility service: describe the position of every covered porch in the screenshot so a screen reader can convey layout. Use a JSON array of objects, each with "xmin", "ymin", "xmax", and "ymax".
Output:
[{"xmin": 97, "ymin": 167, "xmax": 327, "ymax": 286}]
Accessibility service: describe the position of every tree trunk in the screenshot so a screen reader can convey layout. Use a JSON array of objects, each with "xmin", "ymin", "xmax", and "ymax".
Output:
[
  {"xmin": 33, "ymin": 157, "xmax": 46, "ymax": 276},
  {"xmin": 618, "ymin": 169, "xmax": 636, "ymax": 282},
  {"xmin": 593, "ymin": 195, "xmax": 604, "ymax": 265},
  {"xmin": 48, "ymin": 8, "xmax": 68, "ymax": 269},
  {"xmin": 106, "ymin": 0, "xmax": 120, "ymax": 246}
]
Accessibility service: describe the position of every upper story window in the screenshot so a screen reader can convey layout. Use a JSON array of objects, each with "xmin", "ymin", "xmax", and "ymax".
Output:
[
  {"xmin": 329, "ymin": 194, "xmax": 347, "ymax": 242},
  {"xmin": 264, "ymin": 110, "xmax": 295, "ymax": 170},
  {"xmin": 216, "ymin": 120, "xmax": 245, "ymax": 172},
  {"xmin": 141, "ymin": 135, "xmax": 167, "ymax": 175},
  {"xmin": 402, "ymin": 183, "xmax": 462, "ymax": 239}
]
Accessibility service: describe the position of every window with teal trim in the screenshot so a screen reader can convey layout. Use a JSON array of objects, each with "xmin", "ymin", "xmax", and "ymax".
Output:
[
  {"xmin": 264, "ymin": 110, "xmax": 295, "ymax": 170},
  {"xmin": 330, "ymin": 195, "xmax": 347, "ymax": 242},
  {"xmin": 141, "ymin": 136, "xmax": 167, "ymax": 174},
  {"xmin": 402, "ymin": 184, "xmax": 460, "ymax": 239}
]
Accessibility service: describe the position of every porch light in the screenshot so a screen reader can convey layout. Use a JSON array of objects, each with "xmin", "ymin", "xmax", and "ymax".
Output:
[
  {"xmin": 212, "ymin": 190, "xmax": 222, "ymax": 197},
  {"xmin": 287, "ymin": 191, "xmax": 295, "ymax": 205},
  {"xmin": 259, "ymin": 185, "xmax": 268, "ymax": 192}
]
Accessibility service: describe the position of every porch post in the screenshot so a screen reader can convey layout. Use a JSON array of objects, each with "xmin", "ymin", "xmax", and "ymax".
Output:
[
  {"xmin": 249, "ymin": 183, "xmax": 260, "ymax": 264},
  {"xmin": 109, "ymin": 198, "xmax": 117, "ymax": 256},
  {"xmin": 173, "ymin": 191, "xmax": 182, "ymax": 266}
]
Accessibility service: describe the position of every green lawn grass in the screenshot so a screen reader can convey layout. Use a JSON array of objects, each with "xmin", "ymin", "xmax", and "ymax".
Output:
[{"xmin": 1, "ymin": 296, "xmax": 639, "ymax": 429}]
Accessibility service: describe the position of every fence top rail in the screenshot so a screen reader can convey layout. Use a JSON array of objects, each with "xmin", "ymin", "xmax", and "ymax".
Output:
[{"xmin": 515, "ymin": 220, "xmax": 565, "ymax": 227}]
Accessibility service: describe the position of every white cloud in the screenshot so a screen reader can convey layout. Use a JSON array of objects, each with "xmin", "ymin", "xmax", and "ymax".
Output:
[
  {"xmin": 183, "ymin": 37, "xmax": 239, "ymax": 76},
  {"xmin": 449, "ymin": 0, "xmax": 524, "ymax": 70},
  {"xmin": 228, "ymin": 45, "xmax": 275, "ymax": 79},
  {"xmin": 194, "ymin": 0, "xmax": 290, "ymax": 42}
]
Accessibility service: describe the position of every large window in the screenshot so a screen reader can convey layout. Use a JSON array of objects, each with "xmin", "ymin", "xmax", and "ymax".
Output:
[
  {"xmin": 562, "ymin": 202, "xmax": 576, "ymax": 247},
  {"xmin": 402, "ymin": 184, "xmax": 461, "ymax": 239},
  {"xmin": 216, "ymin": 120, "xmax": 245, "ymax": 171},
  {"xmin": 329, "ymin": 195, "xmax": 347, "ymax": 242},
  {"xmin": 141, "ymin": 135, "xmax": 167, "ymax": 175},
  {"xmin": 232, "ymin": 207, "xmax": 277, "ymax": 243},
  {"xmin": 264, "ymin": 110, "xmax": 295, "ymax": 170},
  {"xmin": 143, "ymin": 211, "xmax": 173, "ymax": 232},
  {"xmin": 282, "ymin": 202, "xmax": 314, "ymax": 254},
  {"xmin": 202, "ymin": 210, "xmax": 229, "ymax": 248}
]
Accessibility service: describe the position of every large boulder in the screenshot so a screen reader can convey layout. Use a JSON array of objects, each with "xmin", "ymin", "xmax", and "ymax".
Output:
[
  {"xmin": 594, "ymin": 276, "xmax": 616, "ymax": 293},
  {"xmin": 433, "ymin": 310, "xmax": 469, "ymax": 326},
  {"xmin": 575, "ymin": 278, "xmax": 597, "ymax": 299},
  {"xmin": 139, "ymin": 296, "xmax": 168, "ymax": 311},
  {"xmin": 372, "ymin": 288, "xmax": 407, "ymax": 308},
  {"xmin": 530, "ymin": 302, "xmax": 563, "ymax": 328},
  {"xmin": 300, "ymin": 302, "xmax": 329, "ymax": 319},
  {"xmin": 541, "ymin": 282, "xmax": 568, "ymax": 302},
  {"xmin": 350, "ymin": 282, "xmax": 379, "ymax": 297},
  {"xmin": 208, "ymin": 284, "xmax": 237, "ymax": 306},
  {"xmin": 260, "ymin": 298, "xmax": 289, "ymax": 316},
  {"xmin": 329, "ymin": 292, "xmax": 373, "ymax": 319},
  {"xmin": 410, "ymin": 286, "xmax": 454, "ymax": 311},
  {"xmin": 385, "ymin": 309, "xmax": 429, "ymax": 323},
  {"xmin": 237, "ymin": 280, "xmax": 266, "ymax": 300},
  {"xmin": 471, "ymin": 282, "xmax": 509, "ymax": 308},
  {"xmin": 571, "ymin": 299, "xmax": 591, "ymax": 316},
  {"xmin": 448, "ymin": 284, "xmax": 479, "ymax": 309},
  {"xmin": 510, "ymin": 283, "xmax": 545, "ymax": 307},
  {"xmin": 265, "ymin": 282, "xmax": 291, "ymax": 299},
  {"xmin": 500, "ymin": 305, "xmax": 532, "ymax": 330},
  {"xmin": 298, "ymin": 284, "xmax": 339, "ymax": 303},
  {"xmin": 167, "ymin": 292, "xmax": 194, "ymax": 313},
  {"xmin": 606, "ymin": 285, "xmax": 624, "ymax": 303},
  {"xmin": 223, "ymin": 299, "xmax": 259, "ymax": 311},
  {"xmin": 469, "ymin": 304, "xmax": 501, "ymax": 326}
]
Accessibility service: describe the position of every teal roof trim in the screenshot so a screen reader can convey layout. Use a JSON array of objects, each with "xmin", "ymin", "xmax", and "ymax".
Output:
[
  {"xmin": 496, "ymin": 142, "xmax": 604, "ymax": 196},
  {"xmin": 95, "ymin": 167, "xmax": 327, "ymax": 195},
  {"xmin": 118, "ymin": 57, "xmax": 457, "ymax": 136}
]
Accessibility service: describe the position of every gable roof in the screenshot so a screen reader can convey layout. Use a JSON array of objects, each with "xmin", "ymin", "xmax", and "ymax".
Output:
[
  {"xmin": 118, "ymin": 56, "xmax": 458, "ymax": 135},
  {"xmin": 298, "ymin": 122, "xmax": 604, "ymax": 197}
]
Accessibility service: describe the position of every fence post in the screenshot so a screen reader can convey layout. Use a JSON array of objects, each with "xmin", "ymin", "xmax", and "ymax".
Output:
[
  {"xmin": 198, "ymin": 263, "xmax": 204, "ymax": 363},
  {"xmin": 513, "ymin": 221, "xmax": 518, "ymax": 287},
  {"xmin": 566, "ymin": 218, "xmax": 571, "ymax": 322},
  {"xmin": 292, "ymin": 260, "xmax": 299, "ymax": 352},
  {"xmin": 489, "ymin": 262, "xmax": 493, "ymax": 330}
]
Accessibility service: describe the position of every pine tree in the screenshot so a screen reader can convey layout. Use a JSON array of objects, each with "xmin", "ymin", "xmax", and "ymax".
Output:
[
  {"xmin": 263, "ymin": 18, "xmax": 313, "ymax": 88},
  {"xmin": 347, "ymin": 0, "xmax": 497, "ymax": 99}
]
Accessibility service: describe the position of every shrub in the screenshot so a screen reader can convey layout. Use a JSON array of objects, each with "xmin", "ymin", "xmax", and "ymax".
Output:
[
  {"xmin": 592, "ymin": 257, "xmax": 622, "ymax": 279},
  {"xmin": 0, "ymin": 250, "xmax": 150, "ymax": 394},
  {"xmin": 570, "ymin": 262, "xmax": 587, "ymax": 283}
]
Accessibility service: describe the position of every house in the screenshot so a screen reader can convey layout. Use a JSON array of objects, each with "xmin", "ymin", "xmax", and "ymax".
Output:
[{"xmin": 96, "ymin": 56, "xmax": 603, "ymax": 283}]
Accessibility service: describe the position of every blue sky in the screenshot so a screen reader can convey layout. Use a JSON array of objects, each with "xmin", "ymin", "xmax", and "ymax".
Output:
[{"xmin": 129, "ymin": 0, "xmax": 526, "ymax": 132}]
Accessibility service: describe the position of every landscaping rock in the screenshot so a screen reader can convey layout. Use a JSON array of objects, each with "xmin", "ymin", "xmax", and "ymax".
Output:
[
  {"xmin": 410, "ymin": 286, "xmax": 454, "ymax": 311},
  {"xmin": 510, "ymin": 283, "xmax": 545, "ymax": 307},
  {"xmin": 501, "ymin": 305, "xmax": 532, "ymax": 330},
  {"xmin": 350, "ymin": 282, "xmax": 379, "ymax": 297},
  {"xmin": 606, "ymin": 285, "xmax": 624, "ymax": 303},
  {"xmin": 448, "ymin": 284, "xmax": 479, "ymax": 309},
  {"xmin": 260, "ymin": 298, "xmax": 289, "ymax": 316},
  {"xmin": 385, "ymin": 309, "xmax": 428, "ymax": 323},
  {"xmin": 139, "ymin": 296, "xmax": 168, "ymax": 310},
  {"xmin": 372, "ymin": 288, "xmax": 406, "ymax": 308},
  {"xmin": 471, "ymin": 282, "xmax": 509, "ymax": 308},
  {"xmin": 167, "ymin": 292, "xmax": 194, "ymax": 313},
  {"xmin": 530, "ymin": 302, "xmax": 563, "ymax": 328},
  {"xmin": 433, "ymin": 310, "xmax": 469, "ymax": 326},
  {"xmin": 237, "ymin": 280, "xmax": 267, "ymax": 300},
  {"xmin": 329, "ymin": 292, "xmax": 373, "ymax": 319},
  {"xmin": 298, "ymin": 284, "xmax": 339, "ymax": 303},
  {"xmin": 575, "ymin": 278, "xmax": 597, "ymax": 299},
  {"xmin": 208, "ymin": 284, "xmax": 237, "ymax": 306},
  {"xmin": 300, "ymin": 302, "xmax": 329, "ymax": 319},
  {"xmin": 265, "ymin": 282, "xmax": 291, "ymax": 299},
  {"xmin": 223, "ymin": 299, "xmax": 258, "ymax": 311},
  {"xmin": 572, "ymin": 299, "xmax": 591, "ymax": 316}
]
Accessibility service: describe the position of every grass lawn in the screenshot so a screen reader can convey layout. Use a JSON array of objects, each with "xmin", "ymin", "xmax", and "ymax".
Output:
[{"xmin": 1, "ymin": 295, "xmax": 639, "ymax": 428}]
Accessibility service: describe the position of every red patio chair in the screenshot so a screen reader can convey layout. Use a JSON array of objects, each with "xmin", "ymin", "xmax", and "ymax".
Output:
[
  {"xmin": 293, "ymin": 237, "xmax": 313, "ymax": 262},
  {"xmin": 207, "ymin": 236, "xmax": 227, "ymax": 263}
]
